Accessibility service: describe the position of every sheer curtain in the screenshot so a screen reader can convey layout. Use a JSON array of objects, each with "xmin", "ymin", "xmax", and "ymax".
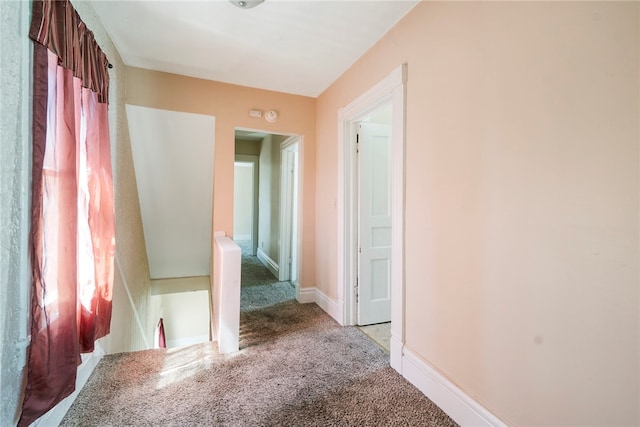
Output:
[{"xmin": 20, "ymin": 1, "xmax": 115, "ymax": 425}]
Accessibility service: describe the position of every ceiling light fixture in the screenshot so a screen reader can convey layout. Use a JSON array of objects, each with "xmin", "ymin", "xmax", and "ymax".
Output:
[{"xmin": 229, "ymin": 0, "xmax": 264, "ymax": 9}]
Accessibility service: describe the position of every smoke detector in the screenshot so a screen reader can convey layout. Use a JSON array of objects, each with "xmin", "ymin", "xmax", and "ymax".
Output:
[{"xmin": 265, "ymin": 110, "xmax": 278, "ymax": 123}]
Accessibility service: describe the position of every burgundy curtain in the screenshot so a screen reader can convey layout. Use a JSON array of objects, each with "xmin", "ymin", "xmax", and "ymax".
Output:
[
  {"xmin": 157, "ymin": 318, "xmax": 167, "ymax": 349},
  {"xmin": 20, "ymin": 1, "xmax": 115, "ymax": 425}
]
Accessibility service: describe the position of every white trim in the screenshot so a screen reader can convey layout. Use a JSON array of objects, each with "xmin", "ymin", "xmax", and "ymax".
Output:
[
  {"xmin": 278, "ymin": 136, "xmax": 300, "ymax": 282},
  {"xmin": 313, "ymin": 288, "xmax": 342, "ymax": 324},
  {"xmin": 233, "ymin": 234, "xmax": 251, "ymax": 241},
  {"xmin": 402, "ymin": 348, "xmax": 507, "ymax": 427},
  {"xmin": 256, "ymin": 247, "xmax": 279, "ymax": 278},
  {"xmin": 33, "ymin": 343, "xmax": 105, "ymax": 427},
  {"xmin": 115, "ymin": 254, "xmax": 151, "ymax": 349},
  {"xmin": 280, "ymin": 134, "xmax": 299, "ymax": 150},
  {"xmin": 389, "ymin": 332, "xmax": 404, "ymax": 373},
  {"xmin": 295, "ymin": 285, "xmax": 316, "ymax": 304},
  {"xmin": 337, "ymin": 64, "xmax": 407, "ymax": 374},
  {"xmin": 295, "ymin": 286, "xmax": 343, "ymax": 324}
]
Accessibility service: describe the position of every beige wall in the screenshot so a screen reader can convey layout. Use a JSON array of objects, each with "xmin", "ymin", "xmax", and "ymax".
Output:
[
  {"xmin": 315, "ymin": 2, "xmax": 639, "ymax": 425},
  {"xmin": 235, "ymin": 138, "xmax": 262, "ymax": 156},
  {"xmin": 126, "ymin": 68, "xmax": 316, "ymax": 289},
  {"xmin": 150, "ymin": 277, "xmax": 211, "ymax": 348}
]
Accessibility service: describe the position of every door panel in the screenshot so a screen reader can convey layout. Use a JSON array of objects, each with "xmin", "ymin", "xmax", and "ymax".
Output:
[{"xmin": 357, "ymin": 122, "xmax": 392, "ymax": 325}]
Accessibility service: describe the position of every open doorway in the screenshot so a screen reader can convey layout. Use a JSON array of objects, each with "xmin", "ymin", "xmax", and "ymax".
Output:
[
  {"xmin": 279, "ymin": 136, "xmax": 300, "ymax": 284},
  {"xmin": 338, "ymin": 64, "xmax": 406, "ymax": 370},
  {"xmin": 234, "ymin": 159, "xmax": 258, "ymax": 255},
  {"xmin": 233, "ymin": 129, "xmax": 300, "ymax": 284}
]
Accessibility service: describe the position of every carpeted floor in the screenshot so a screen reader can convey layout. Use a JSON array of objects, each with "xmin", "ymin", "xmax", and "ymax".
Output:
[
  {"xmin": 60, "ymin": 241, "xmax": 457, "ymax": 426},
  {"xmin": 239, "ymin": 242, "xmax": 296, "ymax": 313}
]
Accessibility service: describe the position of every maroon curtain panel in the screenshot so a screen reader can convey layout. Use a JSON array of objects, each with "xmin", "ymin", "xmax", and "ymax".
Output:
[
  {"xmin": 158, "ymin": 318, "xmax": 167, "ymax": 349},
  {"xmin": 20, "ymin": 1, "xmax": 114, "ymax": 425}
]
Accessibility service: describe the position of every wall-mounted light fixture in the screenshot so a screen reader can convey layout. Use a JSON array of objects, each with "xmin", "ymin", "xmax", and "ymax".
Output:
[{"xmin": 229, "ymin": 0, "xmax": 265, "ymax": 9}]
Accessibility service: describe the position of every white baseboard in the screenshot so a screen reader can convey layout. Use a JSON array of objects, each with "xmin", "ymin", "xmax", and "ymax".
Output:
[
  {"xmin": 402, "ymin": 348, "xmax": 506, "ymax": 427},
  {"xmin": 296, "ymin": 284, "xmax": 316, "ymax": 304},
  {"xmin": 34, "ymin": 342, "xmax": 105, "ymax": 426},
  {"xmin": 304, "ymin": 285, "xmax": 502, "ymax": 426},
  {"xmin": 313, "ymin": 288, "xmax": 342, "ymax": 324},
  {"xmin": 256, "ymin": 248, "xmax": 279, "ymax": 279},
  {"xmin": 295, "ymin": 285, "xmax": 342, "ymax": 324},
  {"xmin": 389, "ymin": 332, "xmax": 403, "ymax": 373}
]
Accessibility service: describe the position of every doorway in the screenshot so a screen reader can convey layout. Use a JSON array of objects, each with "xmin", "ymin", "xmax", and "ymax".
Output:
[
  {"xmin": 234, "ymin": 159, "xmax": 259, "ymax": 255},
  {"xmin": 337, "ymin": 64, "xmax": 406, "ymax": 371},
  {"xmin": 279, "ymin": 136, "xmax": 300, "ymax": 284},
  {"xmin": 233, "ymin": 129, "xmax": 301, "ymax": 284}
]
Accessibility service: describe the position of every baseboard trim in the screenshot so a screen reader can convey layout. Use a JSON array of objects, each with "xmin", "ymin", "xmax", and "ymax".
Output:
[
  {"xmin": 296, "ymin": 284, "xmax": 316, "ymax": 304},
  {"xmin": 34, "ymin": 342, "xmax": 105, "ymax": 426},
  {"xmin": 402, "ymin": 348, "xmax": 506, "ymax": 427},
  {"xmin": 313, "ymin": 288, "xmax": 342, "ymax": 324},
  {"xmin": 295, "ymin": 285, "xmax": 342, "ymax": 324},
  {"xmin": 389, "ymin": 333, "xmax": 403, "ymax": 373},
  {"xmin": 302, "ymin": 286, "xmax": 503, "ymax": 426},
  {"xmin": 256, "ymin": 248, "xmax": 279, "ymax": 278}
]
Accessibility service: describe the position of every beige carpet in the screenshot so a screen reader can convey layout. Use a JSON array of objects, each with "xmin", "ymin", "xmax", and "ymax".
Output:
[{"xmin": 61, "ymin": 300, "xmax": 457, "ymax": 426}]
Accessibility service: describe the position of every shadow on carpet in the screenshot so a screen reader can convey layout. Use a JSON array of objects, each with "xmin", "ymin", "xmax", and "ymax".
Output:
[{"xmin": 61, "ymin": 301, "xmax": 457, "ymax": 426}]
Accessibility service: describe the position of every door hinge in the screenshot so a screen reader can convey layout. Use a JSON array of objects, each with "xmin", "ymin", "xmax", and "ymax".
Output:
[
  {"xmin": 356, "ymin": 133, "xmax": 360, "ymax": 153},
  {"xmin": 355, "ymin": 277, "xmax": 359, "ymax": 302}
]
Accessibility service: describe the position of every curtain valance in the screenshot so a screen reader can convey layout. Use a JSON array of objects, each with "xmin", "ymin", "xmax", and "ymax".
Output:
[{"xmin": 29, "ymin": 0, "xmax": 110, "ymax": 103}]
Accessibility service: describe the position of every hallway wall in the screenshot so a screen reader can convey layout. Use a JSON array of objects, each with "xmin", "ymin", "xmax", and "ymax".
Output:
[
  {"xmin": 125, "ymin": 68, "xmax": 317, "ymax": 291},
  {"xmin": 315, "ymin": 2, "xmax": 639, "ymax": 425}
]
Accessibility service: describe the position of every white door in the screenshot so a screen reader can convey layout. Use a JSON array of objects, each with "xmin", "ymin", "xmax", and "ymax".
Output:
[
  {"xmin": 357, "ymin": 122, "xmax": 392, "ymax": 325},
  {"xmin": 279, "ymin": 138, "xmax": 300, "ymax": 282},
  {"xmin": 290, "ymin": 152, "xmax": 299, "ymax": 284}
]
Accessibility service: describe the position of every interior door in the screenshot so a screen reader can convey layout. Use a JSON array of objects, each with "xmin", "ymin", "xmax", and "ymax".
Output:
[
  {"xmin": 279, "ymin": 137, "xmax": 299, "ymax": 282},
  {"xmin": 357, "ymin": 122, "xmax": 392, "ymax": 325}
]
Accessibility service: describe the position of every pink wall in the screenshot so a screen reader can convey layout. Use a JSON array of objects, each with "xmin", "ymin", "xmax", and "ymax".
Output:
[
  {"xmin": 126, "ymin": 68, "xmax": 316, "ymax": 289},
  {"xmin": 315, "ymin": 2, "xmax": 639, "ymax": 425}
]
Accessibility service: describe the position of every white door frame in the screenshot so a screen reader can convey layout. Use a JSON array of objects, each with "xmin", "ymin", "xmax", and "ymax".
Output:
[
  {"xmin": 337, "ymin": 64, "xmax": 406, "ymax": 372},
  {"xmin": 279, "ymin": 136, "xmax": 300, "ymax": 282},
  {"xmin": 234, "ymin": 155, "xmax": 259, "ymax": 255}
]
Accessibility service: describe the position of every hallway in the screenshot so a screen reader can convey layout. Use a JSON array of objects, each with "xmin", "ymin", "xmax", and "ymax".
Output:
[{"xmin": 237, "ymin": 240, "xmax": 295, "ymax": 313}]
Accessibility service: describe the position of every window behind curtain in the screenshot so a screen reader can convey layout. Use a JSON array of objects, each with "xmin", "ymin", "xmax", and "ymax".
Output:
[{"xmin": 20, "ymin": 1, "xmax": 115, "ymax": 425}]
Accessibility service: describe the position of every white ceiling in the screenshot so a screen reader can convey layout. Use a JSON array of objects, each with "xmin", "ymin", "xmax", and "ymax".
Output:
[{"xmin": 92, "ymin": 0, "xmax": 419, "ymax": 97}]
